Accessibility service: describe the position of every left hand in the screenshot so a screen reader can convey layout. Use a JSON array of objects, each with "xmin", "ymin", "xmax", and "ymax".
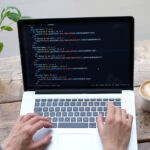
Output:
[{"xmin": 2, "ymin": 113, "xmax": 52, "ymax": 150}]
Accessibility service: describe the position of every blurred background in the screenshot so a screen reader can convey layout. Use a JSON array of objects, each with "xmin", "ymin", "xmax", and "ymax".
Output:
[{"xmin": 0, "ymin": 0, "xmax": 150, "ymax": 57}]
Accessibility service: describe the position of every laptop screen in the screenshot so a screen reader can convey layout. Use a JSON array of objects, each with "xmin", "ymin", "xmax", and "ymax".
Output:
[{"xmin": 18, "ymin": 17, "xmax": 134, "ymax": 91}]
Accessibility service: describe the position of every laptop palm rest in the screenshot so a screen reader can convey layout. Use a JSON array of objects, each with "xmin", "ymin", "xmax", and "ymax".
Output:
[{"xmin": 58, "ymin": 133, "xmax": 93, "ymax": 150}]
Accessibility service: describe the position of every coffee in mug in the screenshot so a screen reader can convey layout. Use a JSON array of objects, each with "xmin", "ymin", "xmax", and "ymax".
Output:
[{"xmin": 139, "ymin": 80, "xmax": 150, "ymax": 112}]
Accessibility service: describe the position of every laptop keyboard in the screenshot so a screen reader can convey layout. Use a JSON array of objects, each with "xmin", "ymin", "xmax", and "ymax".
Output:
[{"xmin": 34, "ymin": 98, "xmax": 121, "ymax": 128}]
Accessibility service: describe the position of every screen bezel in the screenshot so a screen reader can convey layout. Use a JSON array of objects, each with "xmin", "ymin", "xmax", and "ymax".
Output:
[{"xmin": 17, "ymin": 16, "xmax": 134, "ymax": 92}]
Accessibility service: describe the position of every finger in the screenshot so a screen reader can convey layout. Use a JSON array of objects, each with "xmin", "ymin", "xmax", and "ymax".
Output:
[
  {"xmin": 121, "ymin": 109, "xmax": 127, "ymax": 122},
  {"xmin": 17, "ymin": 115, "xmax": 25, "ymax": 122},
  {"xmin": 21, "ymin": 113, "xmax": 38, "ymax": 122},
  {"xmin": 106, "ymin": 102, "xmax": 115, "ymax": 122},
  {"xmin": 115, "ymin": 107, "xmax": 122, "ymax": 123},
  {"xmin": 97, "ymin": 113, "xmax": 104, "ymax": 135},
  {"xmin": 28, "ymin": 116, "xmax": 51, "ymax": 125},
  {"xmin": 127, "ymin": 114, "xmax": 133, "ymax": 127},
  {"xmin": 31, "ymin": 134, "xmax": 52, "ymax": 149},
  {"xmin": 31, "ymin": 120, "xmax": 52, "ymax": 135}
]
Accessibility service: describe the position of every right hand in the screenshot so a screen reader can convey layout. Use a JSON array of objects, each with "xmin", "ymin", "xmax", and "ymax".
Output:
[
  {"xmin": 2, "ymin": 113, "xmax": 52, "ymax": 150},
  {"xmin": 97, "ymin": 102, "xmax": 133, "ymax": 150}
]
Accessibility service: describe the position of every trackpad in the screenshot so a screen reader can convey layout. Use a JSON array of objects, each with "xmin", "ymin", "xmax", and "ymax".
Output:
[{"xmin": 58, "ymin": 133, "xmax": 93, "ymax": 150}]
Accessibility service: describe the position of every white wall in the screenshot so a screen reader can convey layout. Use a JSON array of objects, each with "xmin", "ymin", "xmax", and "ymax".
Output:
[{"xmin": 0, "ymin": 0, "xmax": 150, "ymax": 57}]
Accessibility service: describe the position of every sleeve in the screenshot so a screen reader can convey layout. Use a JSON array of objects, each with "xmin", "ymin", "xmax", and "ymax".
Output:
[{"xmin": 0, "ymin": 145, "xmax": 3, "ymax": 150}]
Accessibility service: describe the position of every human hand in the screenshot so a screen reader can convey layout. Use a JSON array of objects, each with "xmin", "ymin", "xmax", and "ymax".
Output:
[
  {"xmin": 2, "ymin": 113, "xmax": 52, "ymax": 150},
  {"xmin": 97, "ymin": 102, "xmax": 133, "ymax": 150}
]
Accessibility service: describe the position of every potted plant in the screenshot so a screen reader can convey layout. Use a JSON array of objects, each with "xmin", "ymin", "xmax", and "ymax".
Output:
[{"xmin": 0, "ymin": 6, "xmax": 31, "ymax": 53}]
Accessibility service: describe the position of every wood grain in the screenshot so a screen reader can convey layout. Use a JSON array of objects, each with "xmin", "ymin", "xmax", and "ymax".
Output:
[
  {"xmin": 0, "ymin": 56, "xmax": 23, "ymax": 103},
  {"xmin": 0, "ymin": 102, "xmax": 21, "ymax": 144}
]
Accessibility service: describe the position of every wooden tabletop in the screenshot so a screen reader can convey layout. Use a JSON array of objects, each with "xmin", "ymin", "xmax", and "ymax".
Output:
[{"xmin": 1, "ymin": 40, "xmax": 150, "ymax": 149}]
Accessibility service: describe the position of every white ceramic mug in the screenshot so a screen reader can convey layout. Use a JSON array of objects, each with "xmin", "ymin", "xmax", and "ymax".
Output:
[{"xmin": 139, "ymin": 80, "xmax": 150, "ymax": 112}]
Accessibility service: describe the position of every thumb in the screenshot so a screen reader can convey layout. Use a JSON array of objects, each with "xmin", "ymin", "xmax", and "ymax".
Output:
[
  {"xmin": 97, "ymin": 113, "xmax": 104, "ymax": 135},
  {"xmin": 31, "ymin": 134, "xmax": 52, "ymax": 149}
]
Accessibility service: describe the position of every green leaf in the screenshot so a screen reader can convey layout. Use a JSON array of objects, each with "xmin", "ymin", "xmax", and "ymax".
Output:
[
  {"xmin": 7, "ymin": 12, "xmax": 21, "ymax": 22},
  {"xmin": 6, "ymin": 6, "xmax": 21, "ymax": 16},
  {"xmin": 1, "ymin": 8, "xmax": 5, "ymax": 20},
  {"xmin": 20, "ymin": 16, "xmax": 32, "ymax": 20},
  {"xmin": 1, "ymin": 25, "xmax": 13, "ymax": 31},
  {"xmin": 0, "ymin": 42, "xmax": 4, "ymax": 53}
]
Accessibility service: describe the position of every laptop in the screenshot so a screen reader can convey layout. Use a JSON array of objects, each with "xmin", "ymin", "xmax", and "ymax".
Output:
[{"xmin": 18, "ymin": 16, "xmax": 138, "ymax": 150}]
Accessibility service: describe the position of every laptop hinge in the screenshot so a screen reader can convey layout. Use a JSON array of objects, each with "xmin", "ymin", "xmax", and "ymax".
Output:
[{"xmin": 35, "ymin": 89, "xmax": 122, "ymax": 94}]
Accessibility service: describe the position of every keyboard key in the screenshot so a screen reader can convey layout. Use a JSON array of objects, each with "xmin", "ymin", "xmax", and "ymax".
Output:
[
  {"xmin": 97, "ymin": 98, "xmax": 102, "ymax": 101},
  {"xmin": 59, "ymin": 118, "xmax": 64, "ymax": 122},
  {"xmin": 73, "ymin": 107, "xmax": 78, "ymax": 111},
  {"xmin": 89, "ymin": 123, "xmax": 96, "ymax": 128},
  {"xmin": 87, "ymin": 112, "xmax": 92, "ymax": 116},
  {"xmin": 93, "ymin": 112, "xmax": 98, "ymax": 116},
  {"xmin": 67, "ymin": 107, "xmax": 72, "ymax": 111},
  {"xmin": 60, "ymin": 99, "xmax": 65, "ymax": 101},
  {"xmin": 109, "ymin": 98, "xmax": 114, "ymax": 101},
  {"xmin": 78, "ymin": 99, "xmax": 83, "ymax": 101},
  {"xmin": 97, "ymin": 107, "xmax": 102, "ymax": 111},
  {"xmin": 95, "ymin": 102, "xmax": 99, "ymax": 106},
  {"xmin": 104, "ymin": 107, "xmax": 107, "ymax": 111},
  {"xmin": 44, "ymin": 112, "xmax": 49, "ymax": 117},
  {"xmin": 70, "ymin": 102, "xmax": 75, "ymax": 106},
  {"xmin": 49, "ymin": 107, "xmax": 54, "ymax": 111},
  {"xmin": 83, "ymin": 118, "xmax": 88, "ymax": 122},
  {"xmin": 58, "ymin": 123, "xmax": 88, "ymax": 128},
  {"xmin": 58, "ymin": 102, "xmax": 63, "ymax": 106},
  {"xmin": 42, "ymin": 99, "xmax": 46, "ymax": 102},
  {"xmin": 90, "ymin": 117, "xmax": 95, "ymax": 122},
  {"xmin": 79, "ymin": 107, "xmax": 84, "ymax": 111},
  {"xmin": 43, "ymin": 107, "xmax": 48, "ymax": 111},
  {"xmin": 116, "ymin": 98, "xmax": 121, "ymax": 101},
  {"xmin": 114, "ymin": 102, "xmax": 121, "ymax": 106},
  {"xmin": 74, "ymin": 112, "xmax": 79, "ymax": 116},
  {"xmin": 35, "ymin": 99, "xmax": 40, "ymax": 102},
  {"xmin": 91, "ymin": 107, "xmax": 96, "ymax": 111},
  {"xmin": 80, "ymin": 112, "xmax": 85, "ymax": 116},
  {"xmin": 61, "ymin": 107, "xmax": 66, "ymax": 111},
  {"xmin": 56, "ymin": 112, "xmax": 61, "ymax": 117},
  {"xmin": 53, "ymin": 101, "xmax": 58, "ymax": 106},
  {"xmin": 41, "ymin": 102, "xmax": 46, "ymax": 106},
  {"xmin": 83, "ymin": 102, "xmax": 87, "ymax": 106},
  {"xmin": 64, "ymin": 102, "xmax": 69, "ymax": 106},
  {"xmin": 50, "ymin": 112, "xmax": 55, "ymax": 117},
  {"xmin": 101, "ymin": 102, "xmax": 106, "ymax": 106},
  {"xmin": 34, "ymin": 107, "xmax": 42, "ymax": 111},
  {"xmin": 62, "ymin": 112, "xmax": 67, "ymax": 117},
  {"xmin": 71, "ymin": 118, "xmax": 76, "ymax": 122},
  {"xmin": 65, "ymin": 117, "xmax": 70, "ymax": 122},
  {"xmin": 66, "ymin": 99, "xmax": 71, "ymax": 101},
  {"xmin": 103, "ymin": 98, "xmax": 108, "ymax": 101},
  {"xmin": 55, "ymin": 107, "xmax": 60, "ymax": 111},
  {"xmin": 89, "ymin": 102, "xmax": 93, "ymax": 106},
  {"xmin": 68, "ymin": 112, "xmax": 73, "ymax": 117},
  {"xmin": 52, "ymin": 118, "xmax": 58, "ymax": 122},
  {"xmin": 84, "ymin": 99, "xmax": 89, "ymax": 101},
  {"xmin": 85, "ymin": 107, "xmax": 90, "ymax": 111},
  {"xmin": 77, "ymin": 117, "xmax": 82, "ymax": 122},
  {"xmin": 54, "ymin": 99, "xmax": 59, "ymax": 101},
  {"xmin": 91, "ymin": 99, "xmax": 96, "ymax": 101},
  {"xmin": 35, "ymin": 102, "xmax": 40, "ymax": 107},
  {"xmin": 47, "ymin": 102, "xmax": 52, "ymax": 106},
  {"xmin": 72, "ymin": 99, "xmax": 77, "ymax": 101},
  {"xmin": 48, "ymin": 99, "xmax": 52, "ymax": 102},
  {"xmin": 76, "ymin": 102, "xmax": 81, "ymax": 106}
]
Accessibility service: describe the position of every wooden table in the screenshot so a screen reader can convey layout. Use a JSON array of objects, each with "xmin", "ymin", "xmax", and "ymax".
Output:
[{"xmin": 1, "ymin": 40, "xmax": 150, "ymax": 149}]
